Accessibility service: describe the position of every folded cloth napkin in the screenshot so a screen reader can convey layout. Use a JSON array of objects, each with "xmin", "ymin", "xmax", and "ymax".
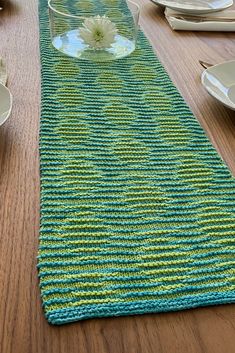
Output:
[
  {"xmin": 0, "ymin": 58, "xmax": 7, "ymax": 85},
  {"xmin": 165, "ymin": 9, "xmax": 235, "ymax": 31}
]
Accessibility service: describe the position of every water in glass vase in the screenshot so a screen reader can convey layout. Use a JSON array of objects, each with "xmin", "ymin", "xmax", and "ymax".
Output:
[{"xmin": 52, "ymin": 29, "xmax": 135, "ymax": 61}]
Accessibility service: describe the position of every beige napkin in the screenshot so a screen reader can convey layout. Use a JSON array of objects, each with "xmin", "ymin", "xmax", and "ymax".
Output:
[
  {"xmin": 0, "ymin": 58, "xmax": 7, "ymax": 85},
  {"xmin": 165, "ymin": 9, "xmax": 235, "ymax": 31}
]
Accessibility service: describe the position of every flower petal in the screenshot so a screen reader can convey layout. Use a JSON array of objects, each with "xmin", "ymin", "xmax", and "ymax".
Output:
[{"xmin": 78, "ymin": 15, "xmax": 117, "ymax": 49}]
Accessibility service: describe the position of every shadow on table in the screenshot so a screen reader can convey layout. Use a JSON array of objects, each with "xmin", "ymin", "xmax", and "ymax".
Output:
[
  {"xmin": 145, "ymin": 2, "xmax": 165, "ymax": 17},
  {"xmin": 0, "ymin": 127, "xmax": 11, "ymax": 180},
  {"xmin": 0, "ymin": 127, "xmax": 7, "ymax": 175},
  {"xmin": 0, "ymin": 0, "xmax": 20, "ymax": 16}
]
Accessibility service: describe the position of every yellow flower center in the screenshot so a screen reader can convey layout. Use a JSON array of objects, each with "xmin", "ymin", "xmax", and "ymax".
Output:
[{"xmin": 94, "ymin": 29, "xmax": 104, "ymax": 42}]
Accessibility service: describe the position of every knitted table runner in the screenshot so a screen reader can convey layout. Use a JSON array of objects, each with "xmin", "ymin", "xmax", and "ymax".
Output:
[{"xmin": 38, "ymin": 0, "xmax": 235, "ymax": 325}]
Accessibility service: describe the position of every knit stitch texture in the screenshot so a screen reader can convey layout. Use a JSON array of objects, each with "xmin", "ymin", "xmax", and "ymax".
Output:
[{"xmin": 38, "ymin": 0, "xmax": 235, "ymax": 325}]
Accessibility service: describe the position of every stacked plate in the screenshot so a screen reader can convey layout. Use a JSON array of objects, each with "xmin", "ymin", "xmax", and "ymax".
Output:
[{"xmin": 150, "ymin": 0, "xmax": 233, "ymax": 15}]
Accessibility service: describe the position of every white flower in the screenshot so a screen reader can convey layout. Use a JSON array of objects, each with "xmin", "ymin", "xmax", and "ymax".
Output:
[{"xmin": 79, "ymin": 15, "xmax": 117, "ymax": 49}]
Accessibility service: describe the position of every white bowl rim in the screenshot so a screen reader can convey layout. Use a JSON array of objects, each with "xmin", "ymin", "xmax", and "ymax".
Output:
[
  {"xmin": 0, "ymin": 82, "xmax": 13, "ymax": 127},
  {"xmin": 48, "ymin": 0, "xmax": 141, "ymax": 19},
  {"xmin": 150, "ymin": 0, "xmax": 233, "ymax": 14},
  {"xmin": 201, "ymin": 60, "xmax": 235, "ymax": 110}
]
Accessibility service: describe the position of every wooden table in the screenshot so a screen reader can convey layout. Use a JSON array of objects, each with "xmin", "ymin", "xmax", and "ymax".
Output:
[{"xmin": 1, "ymin": 1, "xmax": 235, "ymax": 352}]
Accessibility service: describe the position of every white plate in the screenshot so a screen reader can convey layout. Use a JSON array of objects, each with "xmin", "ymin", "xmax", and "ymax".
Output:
[
  {"xmin": 201, "ymin": 60, "xmax": 235, "ymax": 110},
  {"xmin": 150, "ymin": 0, "xmax": 233, "ymax": 14},
  {"xmin": 0, "ymin": 83, "xmax": 12, "ymax": 126}
]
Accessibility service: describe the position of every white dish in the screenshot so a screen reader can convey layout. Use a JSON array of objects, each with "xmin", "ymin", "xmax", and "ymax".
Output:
[
  {"xmin": 201, "ymin": 60, "xmax": 235, "ymax": 110},
  {"xmin": 0, "ymin": 83, "xmax": 12, "ymax": 126},
  {"xmin": 150, "ymin": 0, "xmax": 233, "ymax": 14}
]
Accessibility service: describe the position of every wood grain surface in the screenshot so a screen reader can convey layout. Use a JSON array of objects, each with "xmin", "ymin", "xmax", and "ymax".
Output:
[{"xmin": 0, "ymin": 1, "xmax": 235, "ymax": 353}]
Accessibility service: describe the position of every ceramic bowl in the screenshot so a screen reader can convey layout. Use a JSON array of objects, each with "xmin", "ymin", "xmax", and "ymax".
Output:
[
  {"xmin": 201, "ymin": 60, "xmax": 235, "ymax": 110},
  {"xmin": 0, "ymin": 83, "xmax": 12, "ymax": 126},
  {"xmin": 150, "ymin": 0, "xmax": 233, "ymax": 14}
]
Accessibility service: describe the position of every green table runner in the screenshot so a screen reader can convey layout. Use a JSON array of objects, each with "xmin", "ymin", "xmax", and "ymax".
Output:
[{"xmin": 38, "ymin": 0, "xmax": 235, "ymax": 325}]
